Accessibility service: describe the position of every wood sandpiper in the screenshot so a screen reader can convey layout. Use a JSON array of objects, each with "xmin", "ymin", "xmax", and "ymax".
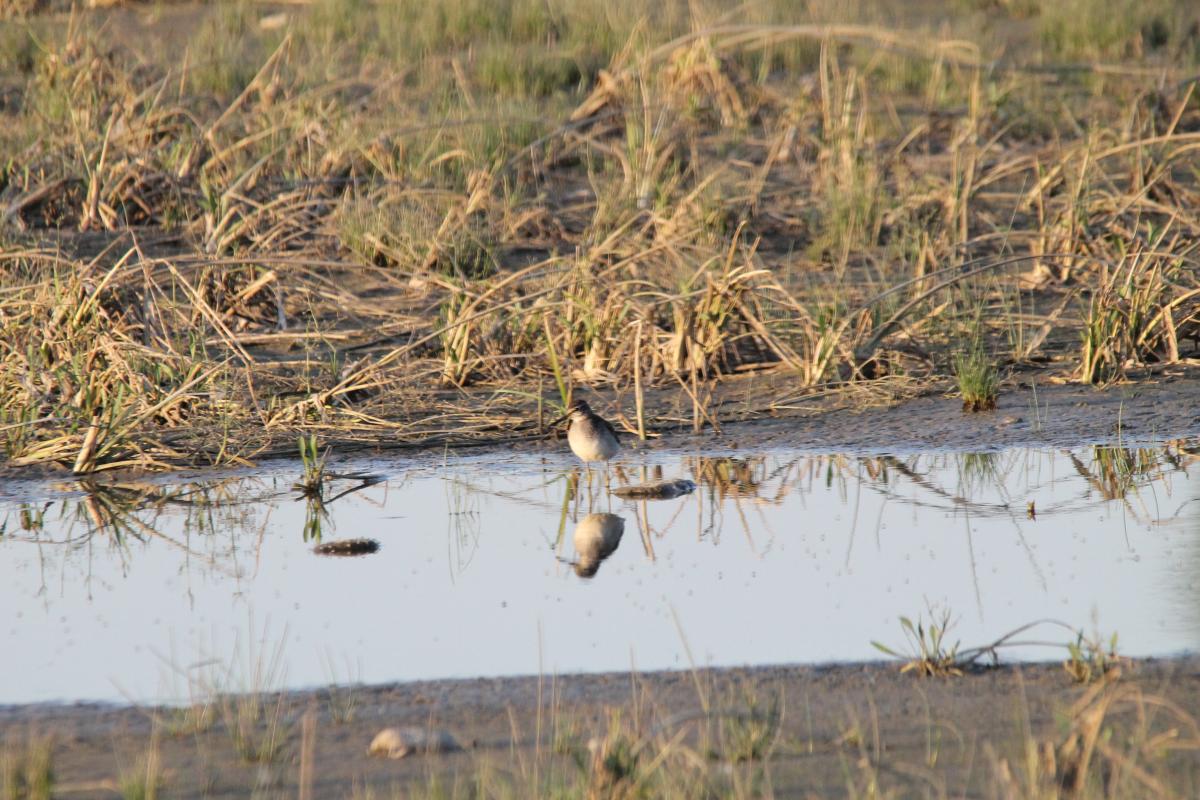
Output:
[{"xmin": 551, "ymin": 399, "xmax": 620, "ymax": 465}]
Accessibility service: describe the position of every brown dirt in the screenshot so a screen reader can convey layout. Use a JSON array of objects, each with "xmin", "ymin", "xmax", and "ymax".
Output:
[
  {"xmin": 3, "ymin": 658, "xmax": 1199, "ymax": 798},
  {"xmin": 697, "ymin": 368, "xmax": 1200, "ymax": 454}
]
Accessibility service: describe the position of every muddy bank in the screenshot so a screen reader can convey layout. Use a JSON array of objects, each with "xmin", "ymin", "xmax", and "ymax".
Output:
[
  {"xmin": 211, "ymin": 369, "xmax": 1200, "ymax": 474},
  {"xmin": 262, "ymin": 369, "xmax": 1200, "ymax": 468},
  {"xmin": 3, "ymin": 657, "xmax": 1199, "ymax": 798},
  {"xmin": 0, "ymin": 371, "xmax": 1196, "ymax": 504},
  {"xmin": 649, "ymin": 370, "xmax": 1200, "ymax": 456},
  {"xmin": 217, "ymin": 370, "xmax": 1200, "ymax": 467}
]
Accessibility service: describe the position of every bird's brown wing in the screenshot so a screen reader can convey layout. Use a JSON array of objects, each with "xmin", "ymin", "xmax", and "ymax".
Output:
[{"xmin": 599, "ymin": 414, "xmax": 621, "ymax": 441}]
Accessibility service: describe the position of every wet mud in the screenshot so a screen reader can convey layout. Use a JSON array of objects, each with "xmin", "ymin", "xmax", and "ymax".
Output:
[{"xmin": 661, "ymin": 372, "xmax": 1200, "ymax": 456}]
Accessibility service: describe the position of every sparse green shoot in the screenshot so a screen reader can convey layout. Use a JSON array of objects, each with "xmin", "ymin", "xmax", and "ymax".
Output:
[{"xmin": 873, "ymin": 609, "xmax": 964, "ymax": 677}]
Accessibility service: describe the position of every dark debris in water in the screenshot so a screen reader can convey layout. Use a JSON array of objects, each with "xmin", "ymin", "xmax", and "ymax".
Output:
[
  {"xmin": 613, "ymin": 478, "xmax": 697, "ymax": 500},
  {"xmin": 313, "ymin": 538, "xmax": 381, "ymax": 557}
]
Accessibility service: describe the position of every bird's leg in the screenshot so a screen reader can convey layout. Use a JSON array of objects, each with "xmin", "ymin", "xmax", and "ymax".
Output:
[
  {"xmin": 614, "ymin": 464, "xmax": 629, "ymax": 488},
  {"xmin": 604, "ymin": 463, "xmax": 613, "ymax": 512},
  {"xmin": 567, "ymin": 467, "xmax": 581, "ymax": 518}
]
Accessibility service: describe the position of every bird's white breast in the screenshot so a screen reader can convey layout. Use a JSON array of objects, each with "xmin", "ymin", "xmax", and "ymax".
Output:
[{"xmin": 568, "ymin": 421, "xmax": 620, "ymax": 462}]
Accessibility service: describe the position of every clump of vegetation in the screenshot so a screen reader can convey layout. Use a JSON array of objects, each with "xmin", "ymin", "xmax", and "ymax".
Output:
[
  {"xmin": 224, "ymin": 694, "xmax": 289, "ymax": 765},
  {"xmin": 160, "ymin": 702, "xmax": 216, "ymax": 738},
  {"xmin": 322, "ymin": 656, "xmax": 362, "ymax": 725},
  {"xmin": 1037, "ymin": 0, "xmax": 1200, "ymax": 62},
  {"xmin": 873, "ymin": 609, "xmax": 965, "ymax": 677},
  {"xmin": 716, "ymin": 683, "xmax": 783, "ymax": 763},
  {"xmin": 210, "ymin": 626, "xmax": 292, "ymax": 765},
  {"xmin": 990, "ymin": 678, "xmax": 1200, "ymax": 797},
  {"xmin": 506, "ymin": 704, "xmax": 749, "ymax": 797},
  {"xmin": 1, "ymin": 735, "xmax": 53, "ymax": 800},
  {"xmin": 1064, "ymin": 630, "xmax": 1125, "ymax": 684},
  {"xmin": 294, "ymin": 434, "xmax": 332, "ymax": 541},
  {"xmin": 188, "ymin": 0, "xmax": 271, "ymax": 99},
  {"xmin": 954, "ymin": 343, "xmax": 999, "ymax": 412},
  {"xmin": 476, "ymin": 45, "xmax": 590, "ymax": 98},
  {"xmin": 585, "ymin": 715, "xmax": 643, "ymax": 797},
  {"xmin": 0, "ymin": 260, "xmax": 216, "ymax": 473},
  {"xmin": 1077, "ymin": 248, "xmax": 1198, "ymax": 384},
  {"xmin": 338, "ymin": 196, "xmax": 498, "ymax": 280},
  {"xmin": 117, "ymin": 742, "xmax": 163, "ymax": 800},
  {"xmin": 873, "ymin": 610, "xmax": 1130, "ymax": 680},
  {"xmin": 293, "ymin": 434, "xmax": 328, "ymax": 500}
]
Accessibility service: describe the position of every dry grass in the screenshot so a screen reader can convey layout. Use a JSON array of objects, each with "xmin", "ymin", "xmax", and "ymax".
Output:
[
  {"xmin": 989, "ymin": 677, "xmax": 1200, "ymax": 799},
  {"xmin": 304, "ymin": 658, "xmax": 1200, "ymax": 798},
  {"xmin": 0, "ymin": 0, "xmax": 1198, "ymax": 472},
  {"xmin": 1, "ymin": 733, "xmax": 53, "ymax": 800},
  {"xmin": 116, "ymin": 735, "xmax": 163, "ymax": 800}
]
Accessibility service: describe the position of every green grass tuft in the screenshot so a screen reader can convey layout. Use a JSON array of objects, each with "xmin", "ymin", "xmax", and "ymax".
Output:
[{"xmin": 954, "ymin": 344, "xmax": 999, "ymax": 412}]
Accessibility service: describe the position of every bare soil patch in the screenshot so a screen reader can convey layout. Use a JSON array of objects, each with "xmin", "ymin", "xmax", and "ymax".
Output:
[{"xmin": 4, "ymin": 658, "xmax": 1199, "ymax": 798}]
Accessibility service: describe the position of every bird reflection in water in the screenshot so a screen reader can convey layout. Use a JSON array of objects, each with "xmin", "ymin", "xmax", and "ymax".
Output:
[{"xmin": 570, "ymin": 512, "xmax": 625, "ymax": 578}]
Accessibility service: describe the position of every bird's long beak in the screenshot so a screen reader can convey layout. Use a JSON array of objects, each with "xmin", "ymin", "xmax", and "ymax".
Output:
[{"xmin": 548, "ymin": 411, "xmax": 570, "ymax": 428}]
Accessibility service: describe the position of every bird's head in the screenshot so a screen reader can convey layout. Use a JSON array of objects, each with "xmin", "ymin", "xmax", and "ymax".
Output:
[
  {"xmin": 565, "ymin": 398, "xmax": 592, "ymax": 419},
  {"xmin": 551, "ymin": 398, "xmax": 592, "ymax": 427}
]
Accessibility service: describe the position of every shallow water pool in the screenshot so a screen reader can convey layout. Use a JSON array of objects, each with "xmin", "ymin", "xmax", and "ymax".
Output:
[{"xmin": 1, "ymin": 442, "xmax": 1198, "ymax": 704}]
